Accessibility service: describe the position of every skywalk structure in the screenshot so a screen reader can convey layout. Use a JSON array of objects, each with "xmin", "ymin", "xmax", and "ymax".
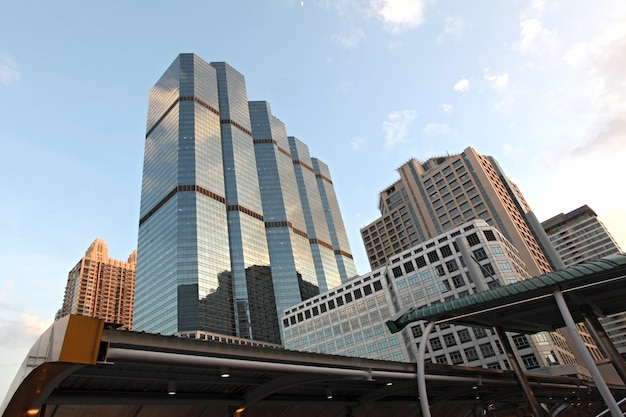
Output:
[{"xmin": 388, "ymin": 254, "xmax": 626, "ymax": 417}]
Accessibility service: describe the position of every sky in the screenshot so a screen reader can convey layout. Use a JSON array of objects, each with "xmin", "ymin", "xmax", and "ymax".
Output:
[{"xmin": 2, "ymin": 0, "xmax": 626, "ymax": 399}]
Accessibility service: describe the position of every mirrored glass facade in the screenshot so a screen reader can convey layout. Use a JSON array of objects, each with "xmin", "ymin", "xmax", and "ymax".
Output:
[{"xmin": 135, "ymin": 54, "xmax": 356, "ymax": 343}]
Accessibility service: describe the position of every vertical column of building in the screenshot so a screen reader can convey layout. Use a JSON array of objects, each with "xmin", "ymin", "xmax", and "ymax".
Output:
[
  {"xmin": 135, "ymin": 54, "xmax": 233, "ymax": 335},
  {"xmin": 59, "ymin": 261, "xmax": 82, "ymax": 319},
  {"xmin": 288, "ymin": 136, "xmax": 338, "ymax": 293},
  {"xmin": 136, "ymin": 55, "xmax": 186, "ymax": 334},
  {"xmin": 461, "ymin": 148, "xmax": 553, "ymax": 276},
  {"xmin": 312, "ymin": 158, "xmax": 357, "ymax": 282},
  {"xmin": 399, "ymin": 159, "xmax": 439, "ymax": 242},
  {"xmin": 210, "ymin": 63, "xmax": 269, "ymax": 340},
  {"xmin": 249, "ymin": 102, "xmax": 317, "ymax": 341}
]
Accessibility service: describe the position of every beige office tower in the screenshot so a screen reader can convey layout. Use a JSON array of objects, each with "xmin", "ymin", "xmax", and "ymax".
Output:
[
  {"xmin": 58, "ymin": 238, "xmax": 137, "ymax": 329},
  {"xmin": 543, "ymin": 205, "xmax": 626, "ymax": 356},
  {"xmin": 361, "ymin": 147, "xmax": 562, "ymax": 277}
]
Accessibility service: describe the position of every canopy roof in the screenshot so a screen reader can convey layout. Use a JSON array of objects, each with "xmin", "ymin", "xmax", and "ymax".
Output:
[
  {"xmin": 387, "ymin": 254, "xmax": 626, "ymax": 334},
  {"xmin": 4, "ymin": 315, "xmax": 621, "ymax": 417}
]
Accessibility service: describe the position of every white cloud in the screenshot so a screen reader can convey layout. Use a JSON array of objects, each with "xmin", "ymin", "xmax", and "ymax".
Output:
[
  {"xmin": 573, "ymin": 112, "xmax": 626, "ymax": 156},
  {"xmin": 382, "ymin": 109, "xmax": 417, "ymax": 148},
  {"xmin": 371, "ymin": 0, "xmax": 428, "ymax": 33},
  {"xmin": 0, "ymin": 56, "xmax": 20, "ymax": 85},
  {"xmin": 532, "ymin": 143, "xmax": 626, "ymax": 252},
  {"xmin": 484, "ymin": 72, "xmax": 509, "ymax": 91},
  {"xmin": 21, "ymin": 314, "xmax": 52, "ymax": 337},
  {"xmin": 332, "ymin": 27, "xmax": 366, "ymax": 48},
  {"xmin": 522, "ymin": 0, "xmax": 546, "ymax": 19},
  {"xmin": 0, "ymin": 314, "xmax": 52, "ymax": 348},
  {"xmin": 337, "ymin": 79, "xmax": 355, "ymax": 93},
  {"xmin": 502, "ymin": 143, "xmax": 528, "ymax": 159},
  {"xmin": 561, "ymin": 19, "xmax": 626, "ymax": 155},
  {"xmin": 422, "ymin": 122, "xmax": 457, "ymax": 136},
  {"xmin": 350, "ymin": 138, "xmax": 366, "ymax": 150},
  {"xmin": 529, "ymin": 11, "xmax": 626, "ymax": 233},
  {"xmin": 453, "ymin": 78, "xmax": 470, "ymax": 92},
  {"xmin": 441, "ymin": 103, "xmax": 453, "ymax": 113},
  {"xmin": 437, "ymin": 16, "xmax": 466, "ymax": 43},
  {"xmin": 514, "ymin": 18, "xmax": 559, "ymax": 57}
]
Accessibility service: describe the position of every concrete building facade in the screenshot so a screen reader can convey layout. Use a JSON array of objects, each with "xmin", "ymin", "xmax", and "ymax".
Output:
[
  {"xmin": 543, "ymin": 205, "xmax": 626, "ymax": 356},
  {"xmin": 360, "ymin": 147, "xmax": 560, "ymax": 277},
  {"xmin": 542, "ymin": 205, "xmax": 622, "ymax": 266},
  {"xmin": 283, "ymin": 220, "xmax": 586, "ymax": 377},
  {"xmin": 58, "ymin": 238, "xmax": 136, "ymax": 329}
]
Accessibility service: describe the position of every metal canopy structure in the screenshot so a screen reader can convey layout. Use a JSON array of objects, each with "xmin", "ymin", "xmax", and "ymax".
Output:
[
  {"xmin": 3, "ymin": 315, "xmax": 622, "ymax": 417},
  {"xmin": 387, "ymin": 254, "xmax": 626, "ymax": 334},
  {"xmin": 386, "ymin": 254, "xmax": 626, "ymax": 417}
]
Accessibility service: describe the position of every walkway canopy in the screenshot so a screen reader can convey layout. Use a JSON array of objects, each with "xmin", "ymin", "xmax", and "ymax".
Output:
[
  {"xmin": 2, "ymin": 315, "xmax": 619, "ymax": 417},
  {"xmin": 386, "ymin": 254, "xmax": 626, "ymax": 417},
  {"xmin": 387, "ymin": 254, "xmax": 626, "ymax": 334}
]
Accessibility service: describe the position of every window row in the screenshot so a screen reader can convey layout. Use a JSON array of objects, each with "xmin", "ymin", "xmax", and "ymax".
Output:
[{"xmin": 283, "ymin": 280, "xmax": 384, "ymax": 327}]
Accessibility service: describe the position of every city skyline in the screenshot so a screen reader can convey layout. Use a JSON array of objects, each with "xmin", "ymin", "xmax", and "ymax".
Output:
[{"xmin": 2, "ymin": 0, "xmax": 626, "ymax": 398}]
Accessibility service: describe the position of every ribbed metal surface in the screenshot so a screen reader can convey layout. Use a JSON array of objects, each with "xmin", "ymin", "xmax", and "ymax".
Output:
[
  {"xmin": 387, "ymin": 254, "xmax": 626, "ymax": 333},
  {"xmin": 6, "ymin": 320, "xmax": 624, "ymax": 417}
]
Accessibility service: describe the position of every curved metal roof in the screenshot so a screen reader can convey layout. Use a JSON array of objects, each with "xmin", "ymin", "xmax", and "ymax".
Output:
[
  {"xmin": 387, "ymin": 254, "xmax": 626, "ymax": 334},
  {"xmin": 4, "ymin": 315, "xmax": 622, "ymax": 417}
]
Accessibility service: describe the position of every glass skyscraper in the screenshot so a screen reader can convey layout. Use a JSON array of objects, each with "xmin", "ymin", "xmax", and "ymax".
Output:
[{"xmin": 134, "ymin": 54, "xmax": 356, "ymax": 343}]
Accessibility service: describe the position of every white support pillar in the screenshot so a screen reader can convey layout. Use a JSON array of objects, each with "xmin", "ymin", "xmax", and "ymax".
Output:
[
  {"xmin": 417, "ymin": 321, "xmax": 436, "ymax": 417},
  {"xmin": 553, "ymin": 289, "xmax": 623, "ymax": 417}
]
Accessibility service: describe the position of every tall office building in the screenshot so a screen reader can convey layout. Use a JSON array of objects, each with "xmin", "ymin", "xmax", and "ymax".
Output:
[
  {"xmin": 283, "ymin": 220, "xmax": 586, "ymax": 378},
  {"xmin": 58, "ymin": 238, "xmax": 136, "ymax": 329},
  {"xmin": 542, "ymin": 205, "xmax": 626, "ymax": 356},
  {"xmin": 134, "ymin": 54, "xmax": 356, "ymax": 343},
  {"xmin": 360, "ymin": 147, "xmax": 561, "ymax": 277},
  {"xmin": 542, "ymin": 205, "xmax": 623, "ymax": 266}
]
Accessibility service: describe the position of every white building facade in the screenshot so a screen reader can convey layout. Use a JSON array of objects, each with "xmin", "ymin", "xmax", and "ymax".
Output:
[{"xmin": 283, "ymin": 220, "xmax": 587, "ymax": 376}]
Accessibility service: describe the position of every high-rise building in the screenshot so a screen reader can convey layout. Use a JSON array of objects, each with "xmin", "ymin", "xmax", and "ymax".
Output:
[
  {"xmin": 542, "ymin": 205, "xmax": 626, "ymax": 356},
  {"xmin": 283, "ymin": 220, "xmax": 587, "ymax": 377},
  {"xmin": 360, "ymin": 147, "xmax": 562, "ymax": 277},
  {"xmin": 134, "ymin": 54, "xmax": 356, "ymax": 343},
  {"xmin": 58, "ymin": 238, "xmax": 136, "ymax": 329},
  {"xmin": 542, "ymin": 205, "xmax": 623, "ymax": 266}
]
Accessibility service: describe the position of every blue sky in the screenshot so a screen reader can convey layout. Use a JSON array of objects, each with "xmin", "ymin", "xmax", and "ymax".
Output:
[{"xmin": 2, "ymin": 0, "xmax": 626, "ymax": 397}]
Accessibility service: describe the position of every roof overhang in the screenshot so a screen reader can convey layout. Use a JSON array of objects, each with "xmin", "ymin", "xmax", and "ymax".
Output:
[
  {"xmin": 4, "ymin": 315, "xmax": 623, "ymax": 417},
  {"xmin": 387, "ymin": 254, "xmax": 626, "ymax": 334}
]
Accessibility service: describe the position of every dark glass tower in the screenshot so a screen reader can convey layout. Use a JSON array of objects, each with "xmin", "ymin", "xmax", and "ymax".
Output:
[{"xmin": 134, "ymin": 54, "xmax": 356, "ymax": 343}]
